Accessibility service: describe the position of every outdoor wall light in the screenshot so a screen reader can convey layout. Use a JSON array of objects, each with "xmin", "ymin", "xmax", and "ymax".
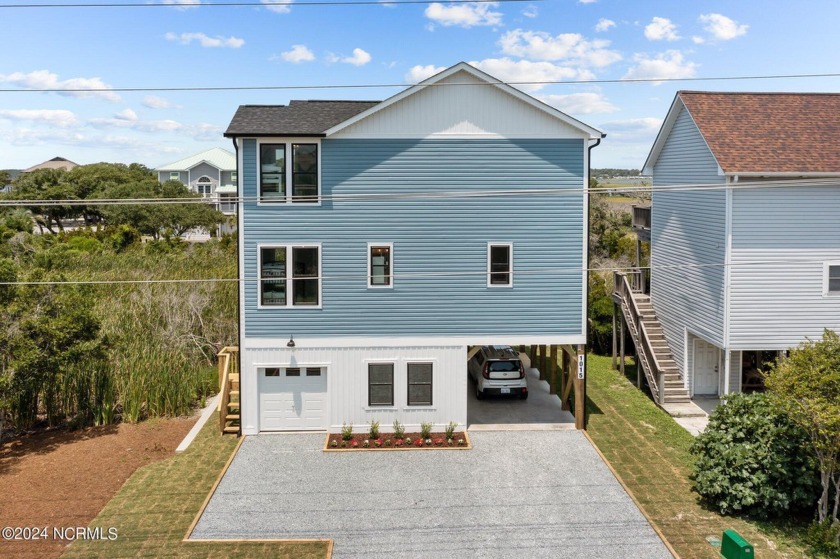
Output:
[{"xmin": 287, "ymin": 335, "xmax": 296, "ymax": 348}]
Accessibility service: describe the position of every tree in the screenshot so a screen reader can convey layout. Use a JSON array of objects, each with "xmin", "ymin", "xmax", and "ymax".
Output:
[
  {"xmin": 9, "ymin": 168, "xmax": 78, "ymax": 232},
  {"xmin": 764, "ymin": 329, "xmax": 840, "ymax": 537}
]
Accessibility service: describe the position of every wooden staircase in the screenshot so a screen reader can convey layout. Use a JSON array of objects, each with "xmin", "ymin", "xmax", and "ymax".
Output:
[
  {"xmin": 217, "ymin": 346, "xmax": 240, "ymax": 435},
  {"xmin": 614, "ymin": 272, "xmax": 691, "ymax": 405}
]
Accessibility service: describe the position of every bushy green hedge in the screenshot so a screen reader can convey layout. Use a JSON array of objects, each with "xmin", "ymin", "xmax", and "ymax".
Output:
[{"xmin": 690, "ymin": 392, "xmax": 820, "ymax": 518}]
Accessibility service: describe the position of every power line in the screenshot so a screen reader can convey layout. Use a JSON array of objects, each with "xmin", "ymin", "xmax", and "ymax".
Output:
[
  {"xmin": 0, "ymin": 257, "xmax": 836, "ymax": 286},
  {"xmin": 3, "ymin": 72, "xmax": 840, "ymax": 94},
  {"xmin": 2, "ymin": 177, "xmax": 840, "ymax": 207},
  {"xmin": 0, "ymin": 0, "xmax": 529, "ymax": 8}
]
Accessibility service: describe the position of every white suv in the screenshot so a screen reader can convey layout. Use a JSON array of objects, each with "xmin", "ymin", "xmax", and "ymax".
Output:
[{"xmin": 468, "ymin": 346, "xmax": 528, "ymax": 400}]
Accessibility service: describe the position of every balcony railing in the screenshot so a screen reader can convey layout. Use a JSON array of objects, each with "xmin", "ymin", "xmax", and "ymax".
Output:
[{"xmin": 632, "ymin": 205, "xmax": 651, "ymax": 231}]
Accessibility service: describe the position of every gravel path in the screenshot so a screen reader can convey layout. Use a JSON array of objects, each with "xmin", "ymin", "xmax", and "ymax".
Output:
[{"xmin": 191, "ymin": 431, "xmax": 672, "ymax": 559}]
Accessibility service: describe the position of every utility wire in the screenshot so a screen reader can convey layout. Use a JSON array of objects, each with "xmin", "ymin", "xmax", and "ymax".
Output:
[
  {"xmin": 3, "ymin": 72, "xmax": 840, "ymax": 94},
  {"xmin": 0, "ymin": 257, "xmax": 836, "ymax": 286},
  {"xmin": 2, "ymin": 177, "xmax": 840, "ymax": 207},
  {"xmin": 0, "ymin": 0, "xmax": 529, "ymax": 8}
]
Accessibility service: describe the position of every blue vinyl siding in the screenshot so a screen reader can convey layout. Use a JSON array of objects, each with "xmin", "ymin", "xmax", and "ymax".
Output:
[
  {"xmin": 649, "ymin": 104, "xmax": 726, "ymax": 382},
  {"xmin": 241, "ymin": 138, "xmax": 585, "ymax": 338}
]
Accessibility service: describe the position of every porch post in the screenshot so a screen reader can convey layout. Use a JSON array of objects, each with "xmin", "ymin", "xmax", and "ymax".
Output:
[
  {"xmin": 611, "ymin": 302, "xmax": 618, "ymax": 370},
  {"xmin": 619, "ymin": 315, "xmax": 626, "ymax": 377}
]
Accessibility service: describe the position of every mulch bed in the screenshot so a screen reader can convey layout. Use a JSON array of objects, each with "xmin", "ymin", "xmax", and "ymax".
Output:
[
  {"xmin": 325, "ymin": 431, "xmax": 471, "ymax": 451},
  {"xmin": 0, "ymin": 416, "xmax": 197, "ymax": 559}
]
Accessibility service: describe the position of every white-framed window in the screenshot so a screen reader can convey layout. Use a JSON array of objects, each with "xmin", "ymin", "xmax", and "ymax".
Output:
[
  {"xmin": 258, "ymin": 244, "xmax": 321, "ymax": 308},
  {"xmin": 487, "ymin": 243, "xmax": 513, "ymax": 287},
  {"xmin": 368, "ymin": 243, "xmax": 393, "ymax": 288},
  {"xmin": 196, "ymin": 176, "xmax": 213, "ymax": 197},
  {"xmin": 824, "ymin": 262, "xmax": 840, "ymax": 295},
  {"xmin": 368, "ymin": 363, "xmax": 394, "ymax": 406},
  {"xmin": 258, "ymin": 140, "xmax": 319, "ymax": 204},
  {"xmin": 406, "ymin": 362, "xmax": 433, "ymax": 406},
  {"xmin": 169, "ymin": 172, "xmax": 180, "ymax": 181},
  {"xmin": 231, "ymin": 170, "xmax": 237, "ymax": 183}
]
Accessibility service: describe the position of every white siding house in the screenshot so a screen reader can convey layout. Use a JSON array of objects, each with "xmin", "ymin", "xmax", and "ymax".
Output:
[
  {"xmin": 642, "ymin": 91, "xmax": 840, "ymax": 396},
  {"xmin": 155, "ymin": 147, "xmax": 238, "ymax": 218}
]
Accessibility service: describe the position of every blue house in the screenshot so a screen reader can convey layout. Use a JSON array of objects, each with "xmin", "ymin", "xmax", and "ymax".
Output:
[
  {"xmin": 225, "ymin": 62, "xmax": 603, "ymax": 434},
  {"xmin": 622, "ymin": 91, "xmax": 840, "ymax": 403}
]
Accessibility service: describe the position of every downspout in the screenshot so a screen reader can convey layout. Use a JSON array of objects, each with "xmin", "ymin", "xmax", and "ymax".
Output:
[
  {"xmin": 722, "ymin": 174, "xmax": 736, "ymax": 395},
  {"xmin": 584, "ymin": 134, "xmax": 604, "ymax": 428}
]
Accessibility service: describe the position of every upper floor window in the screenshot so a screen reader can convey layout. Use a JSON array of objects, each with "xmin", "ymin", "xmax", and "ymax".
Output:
[
  {"xmin": 368, "ymin": 243, "xmax": 393, "ymax": 288},
  {"xmin": 196, "ymin": 176, "xmax": 212, "ymax": 197},
  {"xmin": 259, "ymin": 142, "xmax": 319, "ymax": 203},
  {"xmin": 231, "ymin": 170, "xmax": 238, "ymax": 183},
  {"xmin": 488, "ymin": 243, "xmax": 513, "ymax": 287},
  {"xmin": 824, "ymin": 263, "xmax": 840, "ymax": 295},
  {"xmin": 169, "ymin": 172, "xmax": 180, "ymax": 181},
  {"xmin": 259, "ymin": 245, "xmax": 320, "ymax": 307}
]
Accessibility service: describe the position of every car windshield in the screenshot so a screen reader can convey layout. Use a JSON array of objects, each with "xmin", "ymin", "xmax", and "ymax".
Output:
[{"xmin": 489, "ymin": 361, "xmax": 519, "ymax": 372}]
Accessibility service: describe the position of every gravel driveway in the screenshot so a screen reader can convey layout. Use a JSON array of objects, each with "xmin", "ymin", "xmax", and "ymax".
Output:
[{"xmin": 190, "ymin": 431, "xmax": 672, "ymax": 558}]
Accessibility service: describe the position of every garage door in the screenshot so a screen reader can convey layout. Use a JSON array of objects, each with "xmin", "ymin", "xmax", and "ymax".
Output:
[{"xmin": 259, "ymin": 367, "xmax": 328, "ymax": 431}]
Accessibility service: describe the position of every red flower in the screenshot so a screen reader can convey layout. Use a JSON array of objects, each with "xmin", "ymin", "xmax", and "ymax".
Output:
[
  {"xmin": 415, "ymin": 439, "xmax": 423, "ymax": 446},
  {"xmin": 351, "ymin": 440, "xmax": 359, "ymax": 447}
]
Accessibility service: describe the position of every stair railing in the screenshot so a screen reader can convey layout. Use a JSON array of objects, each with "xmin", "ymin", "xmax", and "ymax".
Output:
[
  {"xmin": 217, "ymin": 346, "xmax": 239, "ymax": 434},
  {"xmin": 614, "ymin": 272, "xmax": 665, "ymax": 404}
]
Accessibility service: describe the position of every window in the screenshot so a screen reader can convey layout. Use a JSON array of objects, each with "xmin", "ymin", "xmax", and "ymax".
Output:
[
  {"xmin": 825, "ymin": 263, "xmax": 840, "ymax": 295},
  {"xmin": 231, "ymin": 170, "xmax": 237, "ymax": 183},
  {"xmin": 488, "ymin": 243, "xmax": 513, "ymax": 287},
  {"xmin": 407, "ymin": 363, "xmax": 433, "ymax": 406},
  {"xmin": 264, "ymin": 367, "xmax": 280, "ymax": 377},
  {"xmin": 259, "ymin": 141, "xmax": 319, "ymax": 203},
  {"xmin": 368, "ymin": 363, "xmax": 394, "ymax": 406},
  {"xmin": 292, "ymin": 144, "xmax": 318, "ymax": 202},
  {"xmin": 286, "ymin": 368, "xmax": 301, "ymax": 376},
  {"xmin": 306, "ymin": 367, "xmax": 322, "ymax": 376},
  {"xmin": 196, "ymin": 176, "xmax": 212, "ymax": 197},
  {"xmin": 259, "ymin": 245, "xmax": 320, "ymax": 307},
  {"xmin": 169, "ymin": 172, "xmax": 180, "ymax": 181},
  {"xmin": 260, "ymin": 144, "xmax": 286, "ymax": 200},
  {"xmin": 368, "ymin": 244, "xmax": 392, "ymax": 288}
]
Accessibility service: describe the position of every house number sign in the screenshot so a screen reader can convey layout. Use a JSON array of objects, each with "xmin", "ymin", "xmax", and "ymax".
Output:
[{"xmin": 577, "ymin": 355, "xmax": 585, "ymax": 379}]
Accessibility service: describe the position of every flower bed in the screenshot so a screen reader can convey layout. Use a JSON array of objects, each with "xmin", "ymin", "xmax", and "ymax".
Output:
[{"xmin": 324, "ymin": 431, "xmax": 471, "ymax": 451}]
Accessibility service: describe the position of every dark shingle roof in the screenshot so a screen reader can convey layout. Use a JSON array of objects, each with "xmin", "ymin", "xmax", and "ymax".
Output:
[
  {"xmin": 679, "ymin": 91, "xmax": 840, "ymax": 174},
  {"xmin": 224, "ymin": 100, "xmax": 380, "ymax": 137}
]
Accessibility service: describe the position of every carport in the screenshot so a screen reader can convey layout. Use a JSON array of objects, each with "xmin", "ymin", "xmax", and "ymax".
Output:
[{"xmin": 467, "ymin": 344, "xmax": 586, "ymax": 430}]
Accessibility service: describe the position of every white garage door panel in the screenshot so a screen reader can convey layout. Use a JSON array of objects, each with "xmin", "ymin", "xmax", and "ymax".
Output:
[{"xmin": 259, "ymin": 371, "xmax": 328, "ymax": 431}]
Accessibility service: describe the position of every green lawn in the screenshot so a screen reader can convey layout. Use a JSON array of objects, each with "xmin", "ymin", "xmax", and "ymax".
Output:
[
  {"xmin": 585, "ymin": 354, "xmax": 819, "ymax": 559},
  {"xmin": 61, "ymin": 416, "xmax": 330, "ymax": 559}
]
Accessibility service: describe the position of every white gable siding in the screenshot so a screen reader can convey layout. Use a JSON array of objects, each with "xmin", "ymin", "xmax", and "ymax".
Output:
[
  {"xmin": 330, "ymin": 70, "xmax": 589, "ymax": 140},
  {"xmin": 729, "ymin": 185, "xmax": 840, "ymax": 349},
  {"xmin": 650, "ymin": 103, "xmax": 726, "ymax": 385}
]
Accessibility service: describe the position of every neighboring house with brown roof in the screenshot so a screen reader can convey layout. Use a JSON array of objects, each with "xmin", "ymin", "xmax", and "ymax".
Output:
[
  {"xmin": 629, "ymin": 91, "xmax": 840, "ymax": 400},
  {"xmin": 23, "ymin": 156, "xmax": 79, "ymax": 173}
]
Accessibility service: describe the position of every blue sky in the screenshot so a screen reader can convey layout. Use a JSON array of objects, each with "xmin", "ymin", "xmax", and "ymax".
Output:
[{"xmin": 2, "ymin": 0, "xmax": 840, "ymax": 170}]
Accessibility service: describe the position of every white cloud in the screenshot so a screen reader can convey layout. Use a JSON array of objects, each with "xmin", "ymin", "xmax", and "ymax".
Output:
[
  {"xmin": 470, "ymin": 58, "xmax": 595, "ymax": 92},
  {"xmin": 4, "ymin": 127, "xmax": 87, "ymax": 147},
  {"xmin": 90, "ymin": 110, "xmax": 184, "ymax": 133},
  {"xmin": 692, "ymin": 36, "xmax": 705, "ymax": 45},
  {"xmin": 699, "ymin": 13, "xmax": 748, "ymax": 41},
  {"xmin": 0, "ymin": 109, "xmax": 79, "ymax": 128},
  {"xmin": 595, "ymin": 18, "xmax": 616, "ymax": 32},
  {"xmin": 0, "ymin": 70, "xmax": 121, "ymax": 102},
  {"xmin": 160, "ymin": 0, "xmax": 200, "ymax": 9},
  {"xmin": 280, "ymin": 44, "xmax": 315, "ymax": 63},
  {"xmin": 499, "ymin": 29, "xmax": 622, "ymax": 67},
  {"xmin": 142, "ymin": 95, "xmax": 176, "ymax": 109},
  {"xmin": 261, "ymin": 0, "xmax": 292, "ymax": 14},
  {"xmin": 405, "ymin": 64, "xmax": 447, "ymax": 83},
  {"xmin": 424, "ymin": 2, "xmax": 502, "ymax": 28},
  {"xmin": 599, "ymin": 117, "xmax": 663, "ymax": 140},
  {"xmin": 538, "ymin": 93, "xmax": 618, "ymax": 114},
  {"xmin": 115, "ymin": 108, "xmax": 138, "ymax": 122},
  {"xmin": 522, "ymin": 5, "xmax": 538, "ymax": 18},
  {"xmin": 623, "ymin": 50, "xmax": 697, "ymax": 84},
  {"xmin": 165, "ymin": 32, "xmax": 244, "ymax": 48},
  {"xmin": 644, "ymin": 17, "xmax": 680, "ymax": 41},
  {"xmin": 328, "ymin": 48, "xmax": 372, "ymax": 66},
  {"xmin": 578, "ymin": 0, "xmax": 597, "ymax": 4}
]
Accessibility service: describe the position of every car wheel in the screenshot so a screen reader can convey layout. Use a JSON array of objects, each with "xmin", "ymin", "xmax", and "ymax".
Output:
[{"xmin": 476, "ymin": 385, "xmax": 485, "ymax": 400}]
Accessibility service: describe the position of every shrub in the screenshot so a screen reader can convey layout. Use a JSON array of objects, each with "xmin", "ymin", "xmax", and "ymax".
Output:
[
  {"xmin": 392, "ymin": 419, "xmax": 405, "ymax": 439},
  {"xmin": 341, "ymin": 422, "xmax": 353, "ymax": 441},
  {"xmin": 690, "ymin": 392, "xmax": 820, "ymax": 518},
  {"xmin": 420, "ymin": 421, "xmax": 433, "ymax": 439},
  {"xmin": 445, "ymin": 421, "xmax": 458, "ymax": 439},
  {"xmin": 368, "ymin": 419, "xmax": 380, "ymax": 439},
  {"xmin": 806, "ymin": 520, "xmax": 840, "ymax": 555}
]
